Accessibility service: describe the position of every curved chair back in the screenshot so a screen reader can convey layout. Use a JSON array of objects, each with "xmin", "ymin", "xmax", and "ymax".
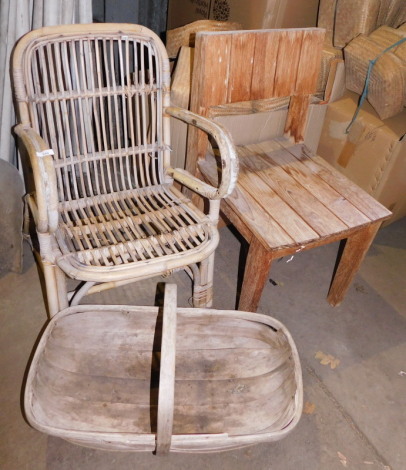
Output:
[{"xmin": 13, "ymin": 24, "xmax": 172, "ymax": 202}]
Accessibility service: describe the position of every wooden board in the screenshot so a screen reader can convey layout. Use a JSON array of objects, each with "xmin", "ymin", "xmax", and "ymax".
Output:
[
  {"xmin": 186, "ymin": 28, "xmax": 325, "ymax": 178},
  {"xmin": 200, "ymin": 139, "xmax": 392, "ymax": 250}
]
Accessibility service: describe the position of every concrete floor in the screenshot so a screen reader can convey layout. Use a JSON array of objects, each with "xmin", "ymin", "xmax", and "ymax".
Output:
[{"xmin": 1, "ymin": 218, "xmax": 405, "ymax": 470}]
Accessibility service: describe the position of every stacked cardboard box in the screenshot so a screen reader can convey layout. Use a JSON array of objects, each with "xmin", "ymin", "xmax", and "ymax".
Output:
[{"xmin": 317, "ymin": 91, "xmax": 406, "ymax": 225}]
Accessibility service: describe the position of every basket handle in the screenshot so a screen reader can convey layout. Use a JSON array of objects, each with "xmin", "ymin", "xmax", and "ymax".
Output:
[{"xmin": 156, "ymin": 284, "xmax": 178, "ymax": 455}]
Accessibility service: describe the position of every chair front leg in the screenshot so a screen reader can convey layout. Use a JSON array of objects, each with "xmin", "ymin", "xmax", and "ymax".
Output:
[
  {"xmin": 42, "ymin": 260, "xmax": 60, "ymax": 317},
  {"xmin": 193, "ymin": 254, "xmax": 215, "ymax": 308},
  {"xmin": 55, "ymin": 265, "xmax": 69, "ymax": 310},
  {"xmin": 37, "ymin": 231, "xmax": 68, "ymax": 317}
]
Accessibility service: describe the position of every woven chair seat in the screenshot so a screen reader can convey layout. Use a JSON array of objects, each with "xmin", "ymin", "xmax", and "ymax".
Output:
[{"xmin": 54, "ymin": 185, "xmax": 217, "ymax": 278}]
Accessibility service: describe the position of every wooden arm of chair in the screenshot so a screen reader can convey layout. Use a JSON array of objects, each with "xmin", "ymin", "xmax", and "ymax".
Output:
[
  {"xmin": 165, "ymin": 106, "xmax": 239, "ymax": 200},
  {"xmin": 15, "ymin": 124, "xmax": 59, "ymax": 233}
]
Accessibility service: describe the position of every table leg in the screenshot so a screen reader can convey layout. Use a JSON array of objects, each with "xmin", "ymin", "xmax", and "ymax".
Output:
[
  {"xmin": 327, "ymin": 221, "xmax": 382, "ymax": 306},
  {"xmin": 238, "ymin": 238, "xmax": 274, "ymax": 312}
]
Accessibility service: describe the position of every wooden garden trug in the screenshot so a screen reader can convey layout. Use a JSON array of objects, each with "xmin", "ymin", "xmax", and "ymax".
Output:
[{"xmin": 24, "ymin": 284, "xmax": 303, "ymax": 453}]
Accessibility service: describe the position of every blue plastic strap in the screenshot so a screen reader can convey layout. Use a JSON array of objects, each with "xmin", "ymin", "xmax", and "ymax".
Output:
[{"xmin": 345, "ymin": 36, "xmax": 406, "ymax": 134}]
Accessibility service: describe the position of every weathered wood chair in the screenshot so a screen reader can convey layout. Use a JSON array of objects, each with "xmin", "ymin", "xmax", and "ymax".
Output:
[
  {"xmin": 187, "ymin": 28, "xmax": 392, "ymax": 312},
  {"xmin": 12, "ymin": 23, "xmax": 238, "ymax": 316}
]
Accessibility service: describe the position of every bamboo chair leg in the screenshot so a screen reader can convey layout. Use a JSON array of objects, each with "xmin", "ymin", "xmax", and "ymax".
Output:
[
  {"xmin": 55, "ymin": 266, "xmax": 69, "ymax": 310},
  {"xmin": 42, "ymin": 261, "xmax": 60, "ymax": 318},
  {"xmin": 193, "ymin": 253, "xmax": 214, "ymax": 308}
]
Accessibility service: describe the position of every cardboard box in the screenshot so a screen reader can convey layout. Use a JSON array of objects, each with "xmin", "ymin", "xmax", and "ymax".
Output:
[
  {"xmin": 167, "ymin": 0, "xmax": 320, "ymax": 31},
  {"xmin": 317, "ymin": 91, "xmax": 406, "ymax": 225},
  {"xmin": 211, "ymin": 98, "xmax": 328, "ymax": 155},
  {"xmin": 209, "ymin": 61, "xmax": 346, "ymax": 154}
]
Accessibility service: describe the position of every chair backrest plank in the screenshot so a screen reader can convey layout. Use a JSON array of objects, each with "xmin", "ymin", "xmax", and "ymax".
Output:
[{"xmin": 186, "ymin": 28, "xmax": 325, "ymax": 177}]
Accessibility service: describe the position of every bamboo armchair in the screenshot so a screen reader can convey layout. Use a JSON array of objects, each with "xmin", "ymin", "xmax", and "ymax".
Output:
[{"xmin": 12, "ymin": 23, "xmax": 238, "ymax": 316}]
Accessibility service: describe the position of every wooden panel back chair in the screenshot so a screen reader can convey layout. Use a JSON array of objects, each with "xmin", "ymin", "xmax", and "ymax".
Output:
[
  {"xmin": 187, "ymin": 29, "xmax": 392, "ymax": 312},
  {"xmin": 12, "ymin": 23, "xmax": 238, "ymax": 316}
]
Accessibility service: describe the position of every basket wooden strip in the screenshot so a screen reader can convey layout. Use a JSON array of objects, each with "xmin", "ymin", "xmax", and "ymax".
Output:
[
  {"xmin": 334, "ymin": 0, "xmax": 380, "ymax": 48},
  {"xmin": 156, "ymin": 284, "xmax": 177, "ymax": 454},
  {"xmin": 166, "ymin": 19, "xmax": 242, "ymax": 59},
  {"xmin": 24, "ymin": 286, "xmax": 303, "ymax": 452}
]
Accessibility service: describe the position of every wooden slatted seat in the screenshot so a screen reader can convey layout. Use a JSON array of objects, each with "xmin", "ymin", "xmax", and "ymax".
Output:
[
  {"xmin": 11, "ymin": 23, "xmax": 238, "ymax": 315},
  {"xmin": 187, "ymin": 29, "xmax": 392, "ymax": 311}
]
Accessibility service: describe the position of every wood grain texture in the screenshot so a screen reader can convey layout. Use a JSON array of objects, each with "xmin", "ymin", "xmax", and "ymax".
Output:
[
  {"xmin": 295, "ymin": 29, "xmax": 325, "ymax": 94},
  {"xmin": 327, "ymin": 221, "xmax": 382, "ymax": 306},
  {"xmin": 277, "ymin": 139, "xmax": 392, "ymax": 221},
  {"xmin": 227, "ymin": 32, "xmax": 256, "ymax": 103},
  {"xmin": 185, "ymin": 32, "xmax": 232, "ymax": 179},
  {"xmin": 284, "ymin": 94, "xmax": 311, "ymax": 142},
  {"xmin": 250, "ymin": 32, "xmax": 280, "ymax": 100},
  {"xmin": 24, "ymin": 295, "xmax": 303, "ymax": 452},
  {"xmin": 187, "ymin": 28, "xmax": 325, "ymax": 178},
  {"xmin": 166, "ymin": 19, "xmax": 242, "ymax": 59},
  {"xmin": 273, "ymin": 30, "xmax": 303, "ymax": 97},
  {"xmin": 238, "ymin": 238, "xmax": 274, "ymax": 313},
  {"xmin": 199, "ymin": 137, "xmax": 392, "ymax": 311},
  {"xmin": 156, "ymin": 284, "xmax": 177, "ymax": 454}
]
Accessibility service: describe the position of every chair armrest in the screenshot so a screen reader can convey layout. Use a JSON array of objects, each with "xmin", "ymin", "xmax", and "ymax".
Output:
[
  {"xmin": 165, "ymin": 106, "xmax": 239, "ymax": 199},
  {"xmin": 15, "ymin": 124, "xmax": 59, "ymax": 233}
]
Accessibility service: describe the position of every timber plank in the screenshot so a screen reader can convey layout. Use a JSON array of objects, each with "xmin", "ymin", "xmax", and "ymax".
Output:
[
  {"xmin": 273, "ymin": 30, "xmax": 303, "ymax": 97},
  {"xmin": 199, "ymin": 155, "xmax": 294, "ymax": 248},
  {"xmin": 295, "ymin": 28, "xmax": 325, "ymax": 94},
  {"xmin": 258, "ymin": 141, "xmax": 372, "ymax": 228},
  {"xmin": 276, "ymin": 139, "xmax": 392, "ymax": 222},
  {"xmin": 228, "ymin": 32, "xmax": 257, "ymax": 103},
  {"xmin": 236, "ymin": 163, "xmax": 319, "ymax": 243},
  {"xmin": 251, "ymin": 31, "xmax": 280, "ymax": 100},
  {"xmin": 284, "ymin": 94, "xmax": 311, "ymax": 142},
  {"xmin": 186, "ymin": 32, "xmax": 232, "ymax": 173},
  {"xmin": 238, "ymin": 144, "xmax": 348, "ymax": 236}
]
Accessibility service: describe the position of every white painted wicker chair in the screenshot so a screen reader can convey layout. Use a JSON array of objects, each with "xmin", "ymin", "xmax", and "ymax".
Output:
[{"xmin": 12, "ymin": 23, "xmax": 238, "ymax": 316}]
